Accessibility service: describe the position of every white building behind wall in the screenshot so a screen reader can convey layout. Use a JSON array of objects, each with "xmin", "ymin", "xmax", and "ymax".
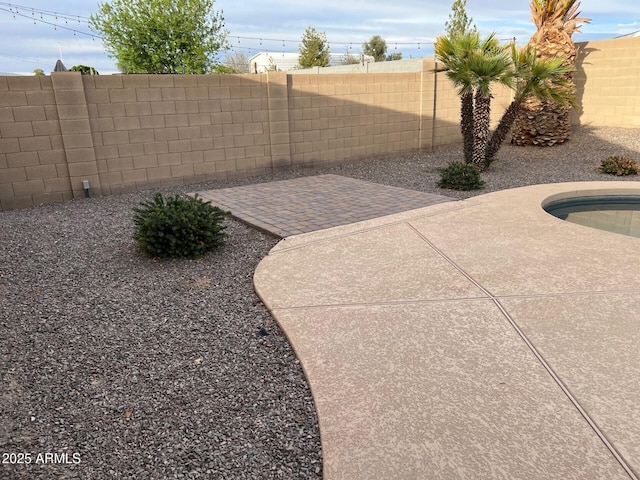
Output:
[{"xmin": 248, "ymin": 52, "xmax": 374, "ymax": 73}]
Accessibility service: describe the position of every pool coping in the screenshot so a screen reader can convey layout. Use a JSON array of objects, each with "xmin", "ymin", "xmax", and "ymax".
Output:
[{"xmin": 254, "ymin": 181, "xmax": 640, "ymax": 479}]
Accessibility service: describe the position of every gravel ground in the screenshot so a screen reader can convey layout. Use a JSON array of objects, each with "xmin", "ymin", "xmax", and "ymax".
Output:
[{"xmin": 1, "ymin": 125, "xmax": 639, "ymax": 479}]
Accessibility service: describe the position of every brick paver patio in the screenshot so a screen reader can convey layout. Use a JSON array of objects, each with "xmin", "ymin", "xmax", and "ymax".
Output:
[{"xmin": 195, "ymin": 174, "xmax": 455, "ymax": 238}]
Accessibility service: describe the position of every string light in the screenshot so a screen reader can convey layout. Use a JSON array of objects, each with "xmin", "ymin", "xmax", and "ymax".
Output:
[
  {"xmin": 1, "ymin": 1, "xmax": 517, "ymax": 64},
  {"xmin": 2, "ymin": 2, "xmax": 443, "ymax": 56},
  {"xmin": 0, "ymin": 3, "xmax": 100, "ymax": 39}
]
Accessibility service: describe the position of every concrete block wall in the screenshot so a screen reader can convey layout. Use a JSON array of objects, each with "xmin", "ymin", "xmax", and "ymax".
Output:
[
  {"xmin": 572, "ymin": 37, "xmax": 640, "ymax": 127},
  {"xmin": 84, "ymin": 73, "xmax": 274, "ymax": 196},
  {"xmin": 0, "ymin": 76, "xmax": 72, "ymax": 210},
  {"xmin": 0, "ymin": 63, "xmax": 508, "ymax": 211},
  {"xmin": 3, "ymin": 38, "xmax": 639, "ymax": 210},
  {"xmin": 288, "ymin": 70, "xmax": 426, "ymax": 167}
]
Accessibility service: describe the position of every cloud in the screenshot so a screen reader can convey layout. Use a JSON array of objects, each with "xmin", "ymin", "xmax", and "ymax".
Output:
[
  {"xmin": 2, "ymin": 0, "xmax": 639, "ymax": 74},
  {"xmin": 617, "ymin": 21, "xmax": 640, "ymax": 28}
]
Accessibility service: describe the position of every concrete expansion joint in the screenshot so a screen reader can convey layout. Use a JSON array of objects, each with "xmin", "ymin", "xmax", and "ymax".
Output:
[
  {"xmin": 266, "ymin": 200, "xmax": 482, "ymax": 255},
  {"xmin": 266, "ymin": 295, "xmax": 495, "ymax": 313},
  {"xmin": 495, "ymin": 289, "xmax": 640, "ymax": 300},
  {"xmin": 405, "ymin": 221, "xmax": 638, "ymax": 479}
]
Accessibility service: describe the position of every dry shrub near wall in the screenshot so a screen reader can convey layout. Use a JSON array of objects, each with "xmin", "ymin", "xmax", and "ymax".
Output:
[{"xmin": 599, "ymin": 155, "xmax": 640, "ymax": 176}]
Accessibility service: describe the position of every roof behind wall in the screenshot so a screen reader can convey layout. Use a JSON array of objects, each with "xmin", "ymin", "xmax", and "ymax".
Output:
[
  {"xmin": 248, "ymin": 52, "xmax": 375, "ymax": 73},
  {"xmin": 616, "ymin": 30, "xmax": 640, "ymax": 38}
]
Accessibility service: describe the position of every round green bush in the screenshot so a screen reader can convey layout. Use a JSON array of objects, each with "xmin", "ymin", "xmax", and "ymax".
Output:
[
  {"xmin": 437, "ymin": 161, "xmax": 485, "ymax": 191},
  {"xmin": 132, "ymin": 193, "xmax": 230, "ymax": 258}
]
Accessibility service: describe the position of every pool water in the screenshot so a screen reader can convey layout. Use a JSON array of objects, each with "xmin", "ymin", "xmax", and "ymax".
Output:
[{"xmin": 544, "ymin": 195, "xmax": 640, "ymax": 239}]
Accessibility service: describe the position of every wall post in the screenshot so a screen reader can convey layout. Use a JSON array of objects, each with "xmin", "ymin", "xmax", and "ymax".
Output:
[{"xmin": 51, "ymin": 72, "xmax": 102, "ymax": 198}]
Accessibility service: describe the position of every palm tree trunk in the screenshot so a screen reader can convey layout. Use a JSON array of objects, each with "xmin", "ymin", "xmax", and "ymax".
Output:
[
  {"xmin": 513, "ymin": 98, "xmax": 572, "ymax": 146},
  {"xmin": 461, "ymin": 91, "xmax": 474, "ymax": 164},
  {"xmin": 472, "ymin": 91, "xmax": 492, "ymax": 170},
  {"xmin": 485, "ymin": 101, "xmax": 520, "ymax": 163}
]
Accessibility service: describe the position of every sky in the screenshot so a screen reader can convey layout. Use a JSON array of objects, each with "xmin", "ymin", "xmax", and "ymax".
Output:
[{"xmin": 1, "ymin": 0, "xmax": 639, "ymax": 75}]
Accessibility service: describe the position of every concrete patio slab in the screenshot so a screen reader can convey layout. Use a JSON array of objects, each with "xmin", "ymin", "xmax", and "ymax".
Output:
[
  {"xmin": 195, "ymin": 174, "xmax": 454, "ymax": 238},
  {"xmin": 254, "ymin": 181, "xmax": 640, "ymax": 479},
  {"xmin": 407, "ymin": 184, "xmax": 640, "ymax": 296},
  {"xmin": 256, "ymin": 222, "xmax": 488, "ymax": 309},
  {"xmin": 273, "ymin": 303, "xmax": 630, "ymax": 480},
  {"xmin": 503, "ymin": 293, "xmax": 640, "ymax": 473}
]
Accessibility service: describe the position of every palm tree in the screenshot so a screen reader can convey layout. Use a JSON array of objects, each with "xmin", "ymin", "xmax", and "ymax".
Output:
[
  {"xmin": 466, "ymin": 47, "xmax": 514, "ymax": 169},
  {"xmin": 511, "ymin": 0, "xmax": 590, "ymax": 146},
  {"xmin": 436, "ymin": 34, "xmax": 576, "ymax": 170},
  {"xmin": 485, "ymin": 44, "xmax": 575, "ymax": 162},
  {"xmin": 435, "ymin": 32, "xmax": 506, "ymax": 166}
]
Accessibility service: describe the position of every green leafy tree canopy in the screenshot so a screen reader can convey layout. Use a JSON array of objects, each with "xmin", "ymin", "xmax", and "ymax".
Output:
[
  {"xmin": 363, "ymin": 35, "xmax": 388, "ymax": 62},
  {"xmin": 298, "ymin": 27, "xmax": 330, "ymax": 68},
  {"xmin": 90, "ymin": 0, "xmax": 228, "ymax": 74},
  {"xmin": 69, "ymin": 65, "xmax": 100, "ymax": 75},
  {"xmin": 445, "ymin": 0, "xmax": 477, "ymax": 38},
  {"xmin": 33, "ymin": 69, "xmax": 45, "ymax": 76},
  {"xmin": 386, "ymin": 52, "xmax": 403, "ymax": 61}
]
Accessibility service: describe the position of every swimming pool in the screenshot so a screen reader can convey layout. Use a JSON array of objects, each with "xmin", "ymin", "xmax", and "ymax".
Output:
[{"xmin": 543, "ymin": 195, "xmax": 640, "ymax": 238}]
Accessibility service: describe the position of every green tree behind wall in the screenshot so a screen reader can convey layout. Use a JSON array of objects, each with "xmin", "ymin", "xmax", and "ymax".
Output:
[
  {"xmin": 386, "ymin": 52, "xmax": 403, "ymax": 61},
  {"xmin": 69, "ymin": 65, "xmax": 100, "ymax": 75},
  {"xmin": 90, "ymin": 0, "xmax": 228, "ymax": 73},
  {"xmin": 362, "ymin": 35, "xmax": 388, "ymax": 62},
  {"xmin": 298, "ymin": 27, "xmax": 330, "ymax": 68},
  {"xmin": 444, "ymin": 0, "xmax": 477, "ymax": 38}
]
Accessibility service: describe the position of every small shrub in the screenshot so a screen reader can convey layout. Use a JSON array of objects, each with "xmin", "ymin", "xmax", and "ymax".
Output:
[
  {"xmin": 133, "ymin": 193, "xmax": 230, "ymax": 258},
  {"xmin": 599, "ymin": 156, "xmax": 639, "ymax": 176},
  {"xmin": 437, "ymin": 161, "xmax": 485, "ymax": 191}
]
